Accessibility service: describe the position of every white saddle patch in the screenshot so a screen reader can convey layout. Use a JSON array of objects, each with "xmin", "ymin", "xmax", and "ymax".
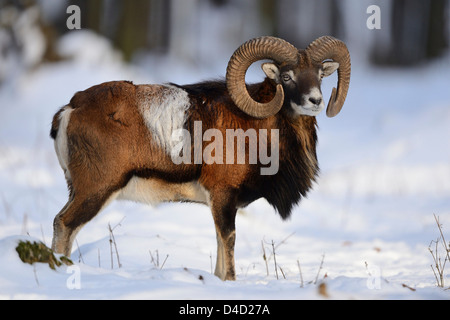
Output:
[{"xmin": 137, "ymin": 84, "xmax": 190, "ymax": 153}]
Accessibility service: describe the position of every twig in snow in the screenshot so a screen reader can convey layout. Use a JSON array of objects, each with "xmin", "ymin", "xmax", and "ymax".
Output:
[
  {"xmin": 297, "ymin": 259, "xmax": 304, "ymax": 288},
  {"xmin": 314, "ymin": 254, "xmax": 325, "ymax": 284},
  {"xmin": 210, "ymin": 251, "xmax": 213, "ymax": 275},
  {"xmin": 149, "ymin": 249, "xmax": 168, "ymax": 269},
  {"xmin": 76, "ymin": 239, "xmax": 84, "ymax": 264},
  {"xmin": 279, "ymin": 265, "xmax": 286, "ymax": 279},
  {"xmin": 149, "ymin": 249, "xmax": 159, "ymax": 267},
  {"xmin": 274, "ymin": 232, "xmax": 295, "ymax": 251},
  {"xmin": 261, "ymin": 240, "xmax": 269, "ymax": 276},
  {"xmin": 108, "ymin": 220, "xmax": 123, "ymax": 269},
  {"xmin": 271, "ymin": 240, "xmax": 279, "ymax": 280},
  {"xmin": 33, "ymin": 264, "xmax": 39, "ymax": 287},
  {"xmin": 434, "ymin": 214, "xmax": 450, "ymax": 263},
  {"xmin": 160, "ymin": 254, "xmax": 169, "ymax": 270},
  {"xmin": 428, "ymin": 214, "xmax": 449, "ymax": 288}
]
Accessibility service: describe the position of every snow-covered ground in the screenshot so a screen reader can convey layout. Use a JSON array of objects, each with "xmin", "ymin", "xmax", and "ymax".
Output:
[{"xmin": 0, "ymin": 30, "xmax": 449, "ymax": 300}]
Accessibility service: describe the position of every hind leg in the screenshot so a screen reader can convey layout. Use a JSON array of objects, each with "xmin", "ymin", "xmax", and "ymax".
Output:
[
  {"xmin": 52, "ymin": 189, "xmax": 116, "ymax": 256},
  {"xmin": 52, "ymin": 198, "xmax": 74, "ymax": 256}
]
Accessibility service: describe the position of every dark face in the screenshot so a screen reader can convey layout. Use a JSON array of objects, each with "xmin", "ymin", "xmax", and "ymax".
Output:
[{"xmin": 262, "ymin": 60, "xmax": 339, "ymax": 116}]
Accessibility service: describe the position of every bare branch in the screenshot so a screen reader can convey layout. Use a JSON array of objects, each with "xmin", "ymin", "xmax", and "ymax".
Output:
[{"xmin": 314, "ymin": 254, "xmax": 325, "ymax": 284}]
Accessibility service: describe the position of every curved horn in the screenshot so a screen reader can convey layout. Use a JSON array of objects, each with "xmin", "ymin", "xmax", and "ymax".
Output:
[
  {"xmin": 226, "ymin": 36, "xmax": 298, "ymax": 118},
  {"xmin": 306, "ymin": 36, "xmax": 351, "ymax": 117}
]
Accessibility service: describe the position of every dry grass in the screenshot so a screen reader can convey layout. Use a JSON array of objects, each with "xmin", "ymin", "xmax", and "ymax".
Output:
[{"xmin": 428, "ymin": 214, "xmax": 450, "ymax": 289}]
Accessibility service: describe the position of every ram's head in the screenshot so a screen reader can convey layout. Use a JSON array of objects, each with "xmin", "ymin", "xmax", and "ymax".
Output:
[{"xmin": 226, "ymin": 36, "xmax": 351, "ymax": 118}]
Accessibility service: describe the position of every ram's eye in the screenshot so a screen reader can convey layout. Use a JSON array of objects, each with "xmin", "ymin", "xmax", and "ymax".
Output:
[{"xmin": 282, "ymin": 74, "xmax": 291, "ymax": 82}]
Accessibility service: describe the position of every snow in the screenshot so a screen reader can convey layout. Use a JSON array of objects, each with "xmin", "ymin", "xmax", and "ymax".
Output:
[{"xmin": 0, "ymin": 29, "xmax": 449, "ymax": 301}]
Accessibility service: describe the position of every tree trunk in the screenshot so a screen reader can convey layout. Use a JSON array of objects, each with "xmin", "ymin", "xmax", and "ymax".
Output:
[{"xmin": 371, "ymin": 0, "xmax": 448, "ymax": 66}]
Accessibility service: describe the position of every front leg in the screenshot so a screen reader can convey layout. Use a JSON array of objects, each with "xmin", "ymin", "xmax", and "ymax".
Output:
[{"xmin": 210, "ymin": 190, "xmax": 237, "ymax": 281}]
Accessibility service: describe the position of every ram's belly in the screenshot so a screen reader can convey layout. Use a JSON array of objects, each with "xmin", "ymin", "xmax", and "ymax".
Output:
[{"xmin": 116, "ymin": 176, "xmax": 209, "ymax": 205}]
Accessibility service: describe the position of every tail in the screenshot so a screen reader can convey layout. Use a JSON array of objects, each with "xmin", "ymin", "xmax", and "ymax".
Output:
[
  {"xmin": 50, "ymin": 106, "xmax": 67, "ymax": 140},
  {"xmin": 50, "ymin": 105, "xmax": 74, "ymax": 185}
]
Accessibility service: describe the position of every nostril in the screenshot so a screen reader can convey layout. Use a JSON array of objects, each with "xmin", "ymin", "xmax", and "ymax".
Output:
[{"xmin": 309, "ymin": 97, "xmax": 322, "ymax": 105}]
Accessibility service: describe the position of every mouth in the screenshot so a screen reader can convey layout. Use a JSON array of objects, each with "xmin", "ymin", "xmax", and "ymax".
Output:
[
  {"xmin": 291, "ymin": 102, "xmax": 324, "ymax": 116},
  {"xmin": 305, "ymin": 106, "xmax": 321, "ymax": 112}
]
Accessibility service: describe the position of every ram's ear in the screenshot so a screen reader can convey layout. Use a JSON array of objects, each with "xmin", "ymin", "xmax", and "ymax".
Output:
[
  {"xmin": 322, "ymin": 61, "xmax": 339, "ymax": 77},
  {"xmin": 262, "ymin": 63, "xmax": 280, "ymax": 82}
]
